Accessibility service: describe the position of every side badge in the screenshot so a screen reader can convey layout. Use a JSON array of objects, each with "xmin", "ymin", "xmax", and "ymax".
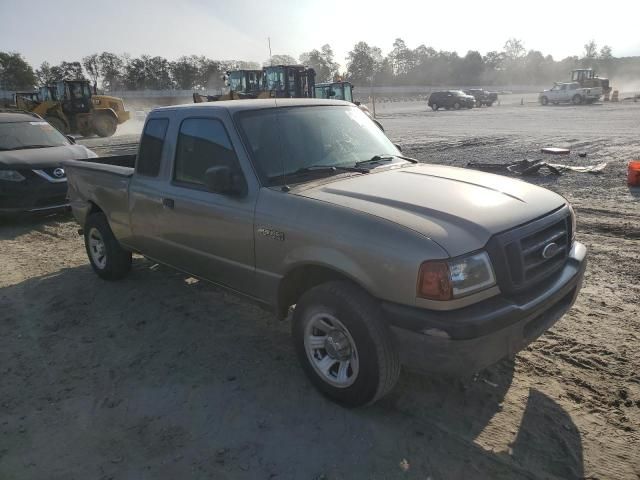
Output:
[{"xmin": 257, "ymin": 227, "xmax": 285, "ymax": 242}]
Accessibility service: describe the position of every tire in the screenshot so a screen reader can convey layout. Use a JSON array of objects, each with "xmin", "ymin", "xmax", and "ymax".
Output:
[
  {"xmin": 84, "ymin": 213, "xmax": 132, "ymax": 280},
  {"xmin": 453, "ymin": 102, "xmax": 461, "ymax": 110},
  {"xmin": 46, "ymin": 116, "xmax": 68, "ymax": 134},
  {"xmin": 292, "ymin": 281, "xmax": 400, "ymax": 407},
  {"xmin": 540, "ymin": 96, "xmax": 549, "ymax": 106},
  {"xmin": 487, "ymin": 102, "xmax": 493, "ymax": 107},
  {"xmin": 93, "ymin": 114, "xmax": 117, "ymax": 137},
  {"xmin": 572, "ymin": 94, "xmax": 583, "ymax": 105},
  {"xmin": 431, "ymin": 103, "xmax": 438, "ymax": 111}
]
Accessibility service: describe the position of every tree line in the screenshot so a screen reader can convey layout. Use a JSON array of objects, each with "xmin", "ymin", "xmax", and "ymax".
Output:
[{"xmin": 1, "ymin": 39, "xmax": 637, "ymax": 92}]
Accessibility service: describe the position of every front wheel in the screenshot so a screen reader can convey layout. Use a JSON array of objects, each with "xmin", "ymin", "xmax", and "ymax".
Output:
[
  {"xmin": 84, "ymin": 213, "xmax": 132, "ymax": 280},
  {"xmin": 572, "ymin": 94, "xmax": 583, "ymax": 105},
  {"xmin": 540, "ymin": 96, "xmax": 549, "ymax": 105},
  {"xmin": 292, "ymin": 281, "xmax": 400, "ymax": 407},
  {"xmin": 93, "ymin": 114, "xmax": 117, "ymax": 137}
]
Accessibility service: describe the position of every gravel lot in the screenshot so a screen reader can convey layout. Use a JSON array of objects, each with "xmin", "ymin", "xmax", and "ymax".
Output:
[{"xmin": 1, "ymin": 99, "xmax": 639, "ymax": 480}]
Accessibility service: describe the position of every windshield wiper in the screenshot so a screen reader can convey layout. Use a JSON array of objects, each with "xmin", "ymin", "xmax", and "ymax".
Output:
[
  {"xmin": 1, "ymin": 145, "xmax": 53, "ymax": 151},
  {"xmin": 290, "ymin": 165, "xmax": 369, "ymax": 176},
  {"xmin": 355, "ymin": 154, "xmax": 418, "ymax": 168}
]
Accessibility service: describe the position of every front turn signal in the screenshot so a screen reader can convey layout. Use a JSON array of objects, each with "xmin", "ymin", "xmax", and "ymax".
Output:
[{"xmin": 417, "ymin": 261, "xmax": 453, "ymax": 300}]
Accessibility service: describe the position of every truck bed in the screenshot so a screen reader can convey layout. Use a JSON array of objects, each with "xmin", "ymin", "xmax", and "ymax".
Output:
[{"xmin": 63, "ymin": 154, "xmax": 136, "ymax": 237}]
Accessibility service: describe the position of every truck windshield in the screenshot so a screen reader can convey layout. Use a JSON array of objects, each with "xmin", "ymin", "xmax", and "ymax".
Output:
[
  {"xmin": 0, "ymin": 121, "xmax": 69, "ymax": 151},
  {"xmin": 235, "ymin": 105, "xmax": 399, "ymax": 186}
]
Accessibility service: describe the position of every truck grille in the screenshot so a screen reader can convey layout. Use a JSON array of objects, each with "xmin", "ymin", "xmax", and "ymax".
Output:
[{"xmin": 487, "ymin": 207, "xmax": 572, "ymax": 294}]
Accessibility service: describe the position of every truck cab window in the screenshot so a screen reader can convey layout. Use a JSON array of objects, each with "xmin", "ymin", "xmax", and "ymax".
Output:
[
  {"xmin": 136, "ymin": 118, "xmax": 169, "ymax": 176},
  {"xmin": 174, "ymin": 118, "xmax": 241, "ymax": 187}
]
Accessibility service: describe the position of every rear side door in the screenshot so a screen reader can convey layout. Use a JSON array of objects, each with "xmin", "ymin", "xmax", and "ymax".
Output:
[
  {"xmin": 157, "ymin": 113, "xmax": 258, "ymax": 294},
  {"xmin": 127, "ymin": 116, "xmax": 171, "ymax": 256}
]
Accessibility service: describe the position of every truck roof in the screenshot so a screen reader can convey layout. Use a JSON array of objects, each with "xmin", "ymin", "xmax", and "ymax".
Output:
[{"xmin": 152, "ymin": 98, "xmax": 352, "ymax": 114}]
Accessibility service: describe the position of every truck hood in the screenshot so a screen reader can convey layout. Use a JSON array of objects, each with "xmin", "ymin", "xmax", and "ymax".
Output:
[
  {"xmin": 0, "ymin": 144, "xmax": 97, "ymax": 169},
  {"xmin": 295, "ymin": 164, "xmax": 566, "ymax": 257}
]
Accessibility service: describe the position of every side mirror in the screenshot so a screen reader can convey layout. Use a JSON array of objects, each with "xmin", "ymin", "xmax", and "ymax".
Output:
[
  {"xmin": 394, "ymin": 143, "xmax": 402, "ymax": 152},
  {"xmin": 204, "ymin": 166, "xmax": 245, "ymax": 196},
  {"xmin": 354, "ymin": 101, "xmax": 361, "ymax": 106},
  {"xmin": 66, "ymin": 135, "xmax": 76, "ymax": 144}
]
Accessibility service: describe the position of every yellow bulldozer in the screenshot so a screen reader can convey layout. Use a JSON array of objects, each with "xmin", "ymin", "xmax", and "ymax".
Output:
[{"xmin": 15, "ymin": 80, "xmax": 130, "ymax": 137}]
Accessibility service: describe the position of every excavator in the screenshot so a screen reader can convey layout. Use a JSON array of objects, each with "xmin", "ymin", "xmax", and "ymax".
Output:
[
  {"xmin": 193, "ymin": 65, "xmax": 315, "ymax": 103},
  {"xmin": 15, "ymin": 80, "xmax": 130, "ymax": 137}
]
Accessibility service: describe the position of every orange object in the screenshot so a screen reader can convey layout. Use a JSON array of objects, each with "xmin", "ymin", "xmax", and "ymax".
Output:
[{"xmin": 628, "ymin": 161, "xmax": 640, "ymax": 186}]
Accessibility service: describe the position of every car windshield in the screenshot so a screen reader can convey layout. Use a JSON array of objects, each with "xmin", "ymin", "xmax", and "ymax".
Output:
[
  {"xmin": 236, "ymin": 105, "xmax": 400, "ymax": 186},
  {"xmin": 0, "ymin": 121, "xmax": 69, "ymax": 150}
]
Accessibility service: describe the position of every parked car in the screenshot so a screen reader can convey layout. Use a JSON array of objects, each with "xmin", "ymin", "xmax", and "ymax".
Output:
[
  {"xmin": 464, "ymin": 89, "xmax": 498, "ymax": 107},
  {"xmin": 539, "ymin": 82, "xmax": 602, "ymax": 105},
  {"xmin": 64, "ymin": 99, "xmax": 587, "ymax": 407},
  {"xmin": 428, "ymin": 91, "xmax": 476, "ymax": 110},
  {"xmin": 0, "ymin": 110, "xmax": 97, "ymax": 215}
]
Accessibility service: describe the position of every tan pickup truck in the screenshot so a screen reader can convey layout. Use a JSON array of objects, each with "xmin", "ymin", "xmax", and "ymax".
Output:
[{"xmin": 64, "ymin": 99, "xmax": 587, "ymax": 407}]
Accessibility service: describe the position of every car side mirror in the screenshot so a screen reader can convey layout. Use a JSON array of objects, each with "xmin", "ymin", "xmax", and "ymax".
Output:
[
  {"xmin": 66, "ymin": 135, "xmax": 76, "ymax": 144},
  {"xmin": 354, "ymin": 101, "xmax": 361, "ymax": 106},
  {"xmin": 204, "ymin": 166, "xmax": 245, "ymax": 196},
  {"xmin": 394, "ymin": 143, "xmax": 402, "ymax": 152}
]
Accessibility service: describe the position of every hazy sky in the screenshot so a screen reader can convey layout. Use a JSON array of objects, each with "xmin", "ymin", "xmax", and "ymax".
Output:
[{"xmin": 2, "ymin": 0, "xmax": 639, "ymax": 69}]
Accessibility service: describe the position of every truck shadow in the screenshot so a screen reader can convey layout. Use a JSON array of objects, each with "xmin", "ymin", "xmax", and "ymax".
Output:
[
  {"xmin": 0, "ymin": 259, "xmax": 584, "ymax": 479},
  {"xmin": 0, "ymin": 210, "xmax": 74, "ymax": 241}
]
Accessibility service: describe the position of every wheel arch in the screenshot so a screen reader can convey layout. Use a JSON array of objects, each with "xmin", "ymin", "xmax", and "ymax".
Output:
[{"xmin": 277, "ymin": 263, "xmax": 372, "ymax": 319}]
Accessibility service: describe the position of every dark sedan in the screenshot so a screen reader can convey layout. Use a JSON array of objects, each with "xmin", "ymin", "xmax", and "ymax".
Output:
[{"xmin": 0, "ymin": 111, "xmax": 97, "ymax": 215}]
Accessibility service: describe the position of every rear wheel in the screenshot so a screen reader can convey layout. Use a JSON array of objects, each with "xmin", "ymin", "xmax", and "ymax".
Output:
[
  {"xmin": 540, "ymin": 96, "xmax": 549, "ymax": 105},
  {"xmin": 572, "ymin": 94, "xmax": 583, "ymax": 105},
  {"xmin": 292, "ymin": 281, "xmax": 400, "ymax": 407},
  {"xmin": 453, "ymin": 102, "xmax": 461, "ymax": 110},
  {"xmin": 46, "ymin": 116, "xmax": 68, "ymax": 134},
  {"xmin": 431, "ymin": 103, "xmax": 439, "ymax": 111},
  {"xmin": 84, "ymin": 213, "xmax": 132, "ymax": 280},
  {"xmin": 93, "ymin": 114, "xmax": 117, "ymax": 137}
]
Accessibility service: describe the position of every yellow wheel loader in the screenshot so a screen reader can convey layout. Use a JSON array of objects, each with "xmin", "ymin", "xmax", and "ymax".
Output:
[{"xmin": 15, "ymin": 80, "xmax": 130, "ymax": 137}]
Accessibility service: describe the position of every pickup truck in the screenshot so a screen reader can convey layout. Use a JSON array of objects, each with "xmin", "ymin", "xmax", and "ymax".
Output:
[
  {"xmin": 64, "ymin": 99, "xmax": 587, "ymax": 407},
  {"xmin": 539, "ymin": 82, "xmax": 602, "ymax": 105}
]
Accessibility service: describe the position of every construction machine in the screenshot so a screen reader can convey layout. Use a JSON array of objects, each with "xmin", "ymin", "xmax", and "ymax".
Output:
[
  {"xmin": 571, "ymin": 69, "xmax": 612, "ymax": 100},
  {"xmin": 193, "ymin": 69, "xmax": 264, "ymax": 103},
  {"xmin": 314, "ymin": 80, "xmax": 384, "ymax": 131},
  {"xmin": 194, "ymin": 65, "xmax": 315, "ymax": 103},
  {"xmin": 314, "ymin": 81, "xmax": 354, "ymax": 102},
  {"xmin": 15, "ymin": 80, "xmax": 130, "ymax": 137},
  {"xmin": 262, "ymin": 65, "xmax": 315, "ymax": 98}
]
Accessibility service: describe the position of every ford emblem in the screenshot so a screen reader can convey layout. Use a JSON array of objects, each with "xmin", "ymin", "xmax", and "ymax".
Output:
[
  {"xmin": 542, "ymin": 242, "xmax": 560, "ymax": 259},
  {"xmin": 53, "ymin": 167, "xmax": 65, "ymax": 178}
]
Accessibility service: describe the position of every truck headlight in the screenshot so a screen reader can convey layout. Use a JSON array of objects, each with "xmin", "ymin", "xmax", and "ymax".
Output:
[
  {"xmin": 418, "ymin": 251, "xmax": 496, "ymax": 301},
  {"xmin": 0, "ymin": 170, "xmax": 26, "ymax": 182}
]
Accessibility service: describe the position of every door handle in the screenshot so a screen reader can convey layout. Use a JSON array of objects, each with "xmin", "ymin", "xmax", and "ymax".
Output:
[{"xmin": 162, "ymin": 198, "xmax": 174, "ymax": 209}]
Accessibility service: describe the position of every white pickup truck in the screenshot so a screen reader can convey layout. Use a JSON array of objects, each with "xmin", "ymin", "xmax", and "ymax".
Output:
[{"xmin": 539, "ymin": 82, "xmax": 602, "ymax": 105}]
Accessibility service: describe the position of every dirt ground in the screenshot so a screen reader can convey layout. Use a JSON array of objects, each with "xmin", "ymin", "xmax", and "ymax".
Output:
[{"xmin": 1, "ymin": 99, "xmax": 639, "ymax": 480}]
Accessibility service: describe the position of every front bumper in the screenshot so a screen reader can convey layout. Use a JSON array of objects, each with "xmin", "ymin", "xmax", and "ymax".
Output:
[
  {"xmin": 383, "ymin": 242, "xmax": 587, "ymax": 376},
  {"xmin": 0, "ymin": 173, "xmax": 69, "ymax": 214}
]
